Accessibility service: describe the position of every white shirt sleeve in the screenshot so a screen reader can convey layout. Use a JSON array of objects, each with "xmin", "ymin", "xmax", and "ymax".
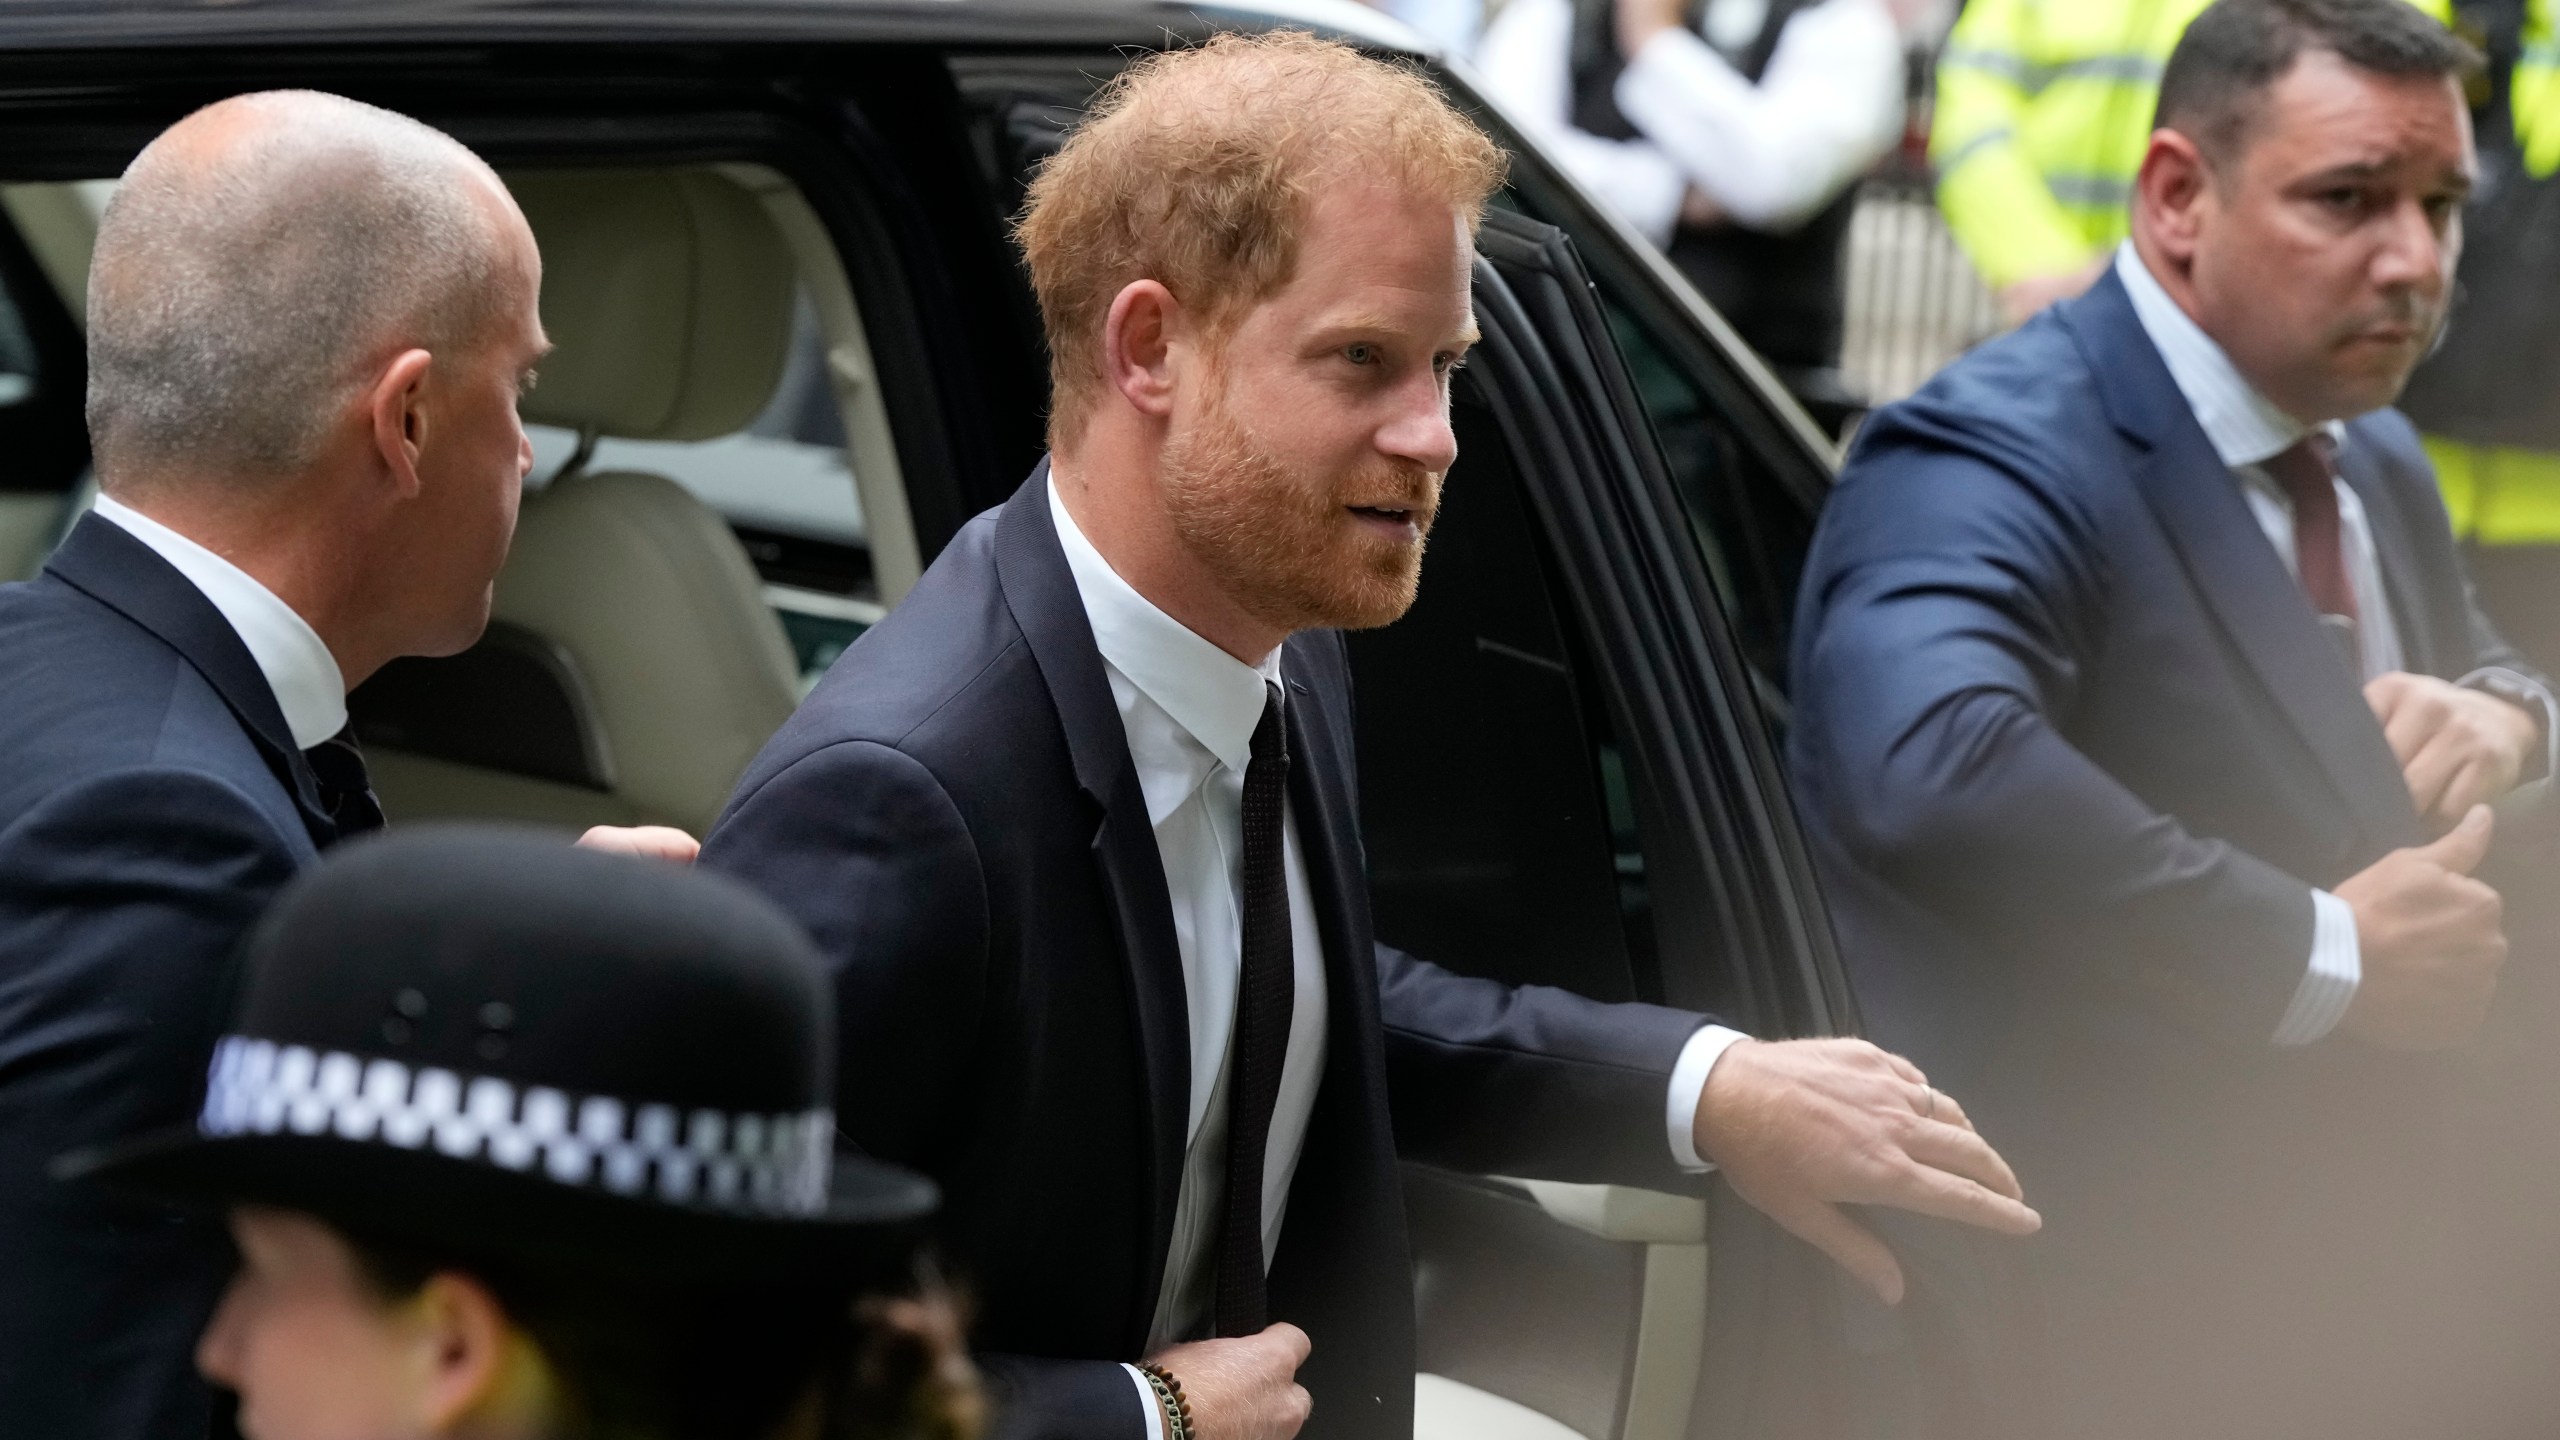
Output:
[
  {"xmin": 1612, "ymin": 0, "xmax": 1906, "ymax": 232},
  {"xmin": 1666, "ymin": 1023, "xmax": 1753, "ymax": 1170},
  {"xmin": 1124, "ymin": 1366, "xmax": 1166, "ymax": 1440},
  {"xmin": 2270, "ymin": 889, "xmax": 2361, "ymax": 1046},
  {"xmin": 1475, "ymin": 0, "xmax": 1690, "ymax": 244}
]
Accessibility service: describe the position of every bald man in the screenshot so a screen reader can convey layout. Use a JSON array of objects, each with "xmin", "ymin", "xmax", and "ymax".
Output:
[{"xmin": 0, "ymin": 92, "xmax": 548, "ymax": 1437}]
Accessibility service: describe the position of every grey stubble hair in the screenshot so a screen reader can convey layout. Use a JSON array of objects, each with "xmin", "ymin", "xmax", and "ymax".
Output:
[{"xmin": 86, "ymin": 91, "xmax": 516, "ymax": 487}]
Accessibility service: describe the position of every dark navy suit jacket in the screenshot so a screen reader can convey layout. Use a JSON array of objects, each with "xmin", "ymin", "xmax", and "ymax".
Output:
[
  {"xmin": 1787, "ymin": 271, "xmax": 2539, "ymax": 1434},
  {"xmin": 703, "ymin": 469, "xmax": 1716, "ymax": 1440},
  {"xmin": 0, "ymin": 516, "xmax": 345, "ymax": 1440}
]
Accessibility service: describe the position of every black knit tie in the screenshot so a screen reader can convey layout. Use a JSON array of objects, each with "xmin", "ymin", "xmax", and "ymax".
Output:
[
  {"xmin": 1215, "ymin": 682, "xmax": 1294, "ymax": 1337},
  {"xmin": 303, "ymin": 725, "xmax": 385, "ymax": 841}
]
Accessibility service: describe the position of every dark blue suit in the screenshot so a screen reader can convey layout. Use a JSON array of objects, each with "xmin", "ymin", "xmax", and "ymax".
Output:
[
  {"xmin": 1788, "ymin": 271, "xmax": 2535, "ymax": 1437},
  {"xmin": 703, "ymin": 469, "xmax": 1716, "ymax": 1440},
  {"xmin": 0, "ymin": 516, "xmax": 349, "ymax": 1439}
]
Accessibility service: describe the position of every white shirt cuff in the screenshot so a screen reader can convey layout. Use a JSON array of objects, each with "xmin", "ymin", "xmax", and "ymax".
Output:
[
  {"xmin": 1124, "ymin": 1365, "xmax": 1165, "ymax": 1440},
  {"xmin": 2271, "ymin": 889, "xmax": 2361, "ymax": 1046},
  {"xmin": 1667, "ymin": 1024, "xmax": 1752, "ymax": 1171}
]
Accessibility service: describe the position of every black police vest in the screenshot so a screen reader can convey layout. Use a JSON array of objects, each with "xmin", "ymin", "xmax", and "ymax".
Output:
[{"xmin": 1569, "ymin": 0, "xmax": 1857, "ymax": 371}]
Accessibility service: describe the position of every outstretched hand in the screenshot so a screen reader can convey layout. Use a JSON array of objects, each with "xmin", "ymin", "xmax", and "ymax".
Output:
[{"xmin": 1691, "ymin": 1038, "xmax": 2041, "ymax": 1305}]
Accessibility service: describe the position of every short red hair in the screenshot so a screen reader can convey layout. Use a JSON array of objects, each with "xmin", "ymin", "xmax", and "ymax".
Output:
[{"xmin": 1014, "ymin": 29, "xmax": 1508, "ymax": 450}]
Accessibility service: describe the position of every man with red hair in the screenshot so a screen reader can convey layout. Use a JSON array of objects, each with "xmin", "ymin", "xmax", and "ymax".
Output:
[{"xmin": 707, "ymin": 31, "xmax": 2038, "ymax": 1440}]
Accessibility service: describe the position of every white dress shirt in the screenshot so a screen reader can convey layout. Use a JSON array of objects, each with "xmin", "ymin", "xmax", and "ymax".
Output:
[
  {"xmin": 90, "ymin": 494, "xmax": 346, "ymax": 748},
  {"xmin": 2116, "ymin": 245, "xmax": 2555, "ymax": 1046},
  {"xmin": 1045, "ymin": 481, "xmax": 1743, "ymax": 1436},
  {"xmin": 1476, "ymin": 0, "xmax": 1905, "ymax": 240}
]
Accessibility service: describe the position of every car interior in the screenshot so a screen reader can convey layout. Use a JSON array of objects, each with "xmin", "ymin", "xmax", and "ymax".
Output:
[{"xmin": 0, "ymin": 162, "xmax": 916, "ymax": 841}]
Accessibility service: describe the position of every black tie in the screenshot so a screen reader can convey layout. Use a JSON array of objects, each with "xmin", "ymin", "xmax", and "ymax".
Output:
[
  {"xmin": 1215, "ymin": 682, "xmax": 1295, "ymax": 1338},
  {"xmin": 303, "ymin": 725, "xmax": 385, "ymax": 841}
]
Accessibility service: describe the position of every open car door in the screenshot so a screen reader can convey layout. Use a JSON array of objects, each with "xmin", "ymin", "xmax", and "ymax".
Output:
[{"xmin": 1356, "ymin": 206, "xmax": 1925, "ymax": 1440}]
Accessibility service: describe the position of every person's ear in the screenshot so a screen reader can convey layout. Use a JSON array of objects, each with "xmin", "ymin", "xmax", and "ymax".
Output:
[
  {"xmin": 2136, "ymin": 128, "xmax": 2216, "ymax": 268},
  {"xmin": 1100, "ymin": 280, "xmax": 1186, "ymax": 422},
  {"xmin": 405, "ymin": 1271, "xmax": 541, "ymax": 1434},
  {"xmin": 367, "ymin": 349, "xmax": 437, "ymax": 502}
]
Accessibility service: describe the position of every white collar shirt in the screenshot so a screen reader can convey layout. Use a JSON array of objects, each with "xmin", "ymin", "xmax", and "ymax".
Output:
[
  {"xmin": 90, "ymin": 493, "xmax": 347, "ymax": 749},
  {"xmin": 2116, "ymin": 245, "xmax": 2407, "ymax": 678},
  {"xmin": 1047, "ymin": 477, "xmax": 1332, "ymax": 1354}
]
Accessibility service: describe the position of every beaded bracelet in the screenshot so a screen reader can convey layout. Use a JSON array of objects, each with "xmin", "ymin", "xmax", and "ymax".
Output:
[{"xmin": 1137, "ymin": 1361, "xmax": 1194, "ymax": 1440}]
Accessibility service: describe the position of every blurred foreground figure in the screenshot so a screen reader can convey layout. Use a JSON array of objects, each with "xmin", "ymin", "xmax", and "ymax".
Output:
[
  {"xmin": 1478, "ymin": 0, "xmax": 1909, "ymax": 388},
  {"xmin": 1932, "ymin": 0, "xmax": 2450, "ymax": 324},
  {"xmin": 0, "ymin": 92, "xmax": 547, "ymax": 1439},
  {"xmin": 59, "ymin": 829, "xmax": 977, "ymax": 1440},
  {"xmin": 706, "ymin": 30, "xmax": 2038, "ymax": 1440},
  {"xmin": 1792, "ymin": 1, "xmax": 2550, "ymax": 1434}
]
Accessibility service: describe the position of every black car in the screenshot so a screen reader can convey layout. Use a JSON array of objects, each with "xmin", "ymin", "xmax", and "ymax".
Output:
[{"xmin": 0, "ymin": 3, "xmax": 1897, "ymax": 1434}]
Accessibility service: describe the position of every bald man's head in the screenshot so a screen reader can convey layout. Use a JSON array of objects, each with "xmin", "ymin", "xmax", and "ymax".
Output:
[{"xmin": 87, "ymin": 91, "xmax": 530, "ymax": 488}]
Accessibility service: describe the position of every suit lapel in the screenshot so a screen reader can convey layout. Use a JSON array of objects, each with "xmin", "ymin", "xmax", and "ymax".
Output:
[
  {"xmin": 2333, "ymin": 433, "xmax": 2438, "ymax": 676},
  {"xmin": 2069, "ymin": 275, "xmax": 2423, "ymax": 854},
  {"xmin": 44, "ymin": 514, "xmax": 337, "ymax": 843},
  {"xmin": 1278, "ymin": 637, "xmax": 1386, "ymax": 1089},
  {"xmin": 990, "ymin": 463, "xmax": 1191, "ymax": 1341}
]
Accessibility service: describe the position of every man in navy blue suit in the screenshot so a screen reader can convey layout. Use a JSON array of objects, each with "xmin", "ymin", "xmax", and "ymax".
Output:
[
  {"xmin": 1790, "ymin": 1, "xmax": 2546, "ymax": 1433},
  {"xmin": 0, "ymin": 93, "xmax": 554, "ymax": 1439},
  {"xmin": 704, "ymin": 31, "xmax": 2041, "ymax": 1440}
]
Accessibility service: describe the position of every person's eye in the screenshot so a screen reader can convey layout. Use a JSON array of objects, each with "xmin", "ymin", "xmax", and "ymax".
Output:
[
  {"xmin": 1344, "ymin": 343, "xmax": 1380, "ymax": 366},
  {"xmin": 1433, "ymin": 352, "xmax": 1465, "ymax": 376}
]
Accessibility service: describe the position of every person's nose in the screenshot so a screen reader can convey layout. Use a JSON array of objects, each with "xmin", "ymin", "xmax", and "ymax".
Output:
[
  {"xmin": 2373, "ymin": 195, "xmax": 2453, "ymax": 294},
  {"xmin": 516, "ymin": 429, "xmax": 535, "ymax": 482},
  {"xmin": 1377, "ymin": 371, "xmax": 1458, "ymax": 476},
  {"xmin": 195, "ymin": 1282, "xmax": 246, "ymax": 1389}
]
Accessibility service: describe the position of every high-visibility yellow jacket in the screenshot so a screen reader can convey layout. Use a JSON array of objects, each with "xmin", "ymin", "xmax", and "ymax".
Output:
[
  {"xmin": 2520, "ymin": 0, "xmax": 2560, "ymax": 176},
  {"xmin": 2428, "ymin": 0, "xmax": 2560, "ymax": 545},
  {"xmin": 1932, "ymin": 0, "xmax": 2454, "ymax": 289}
]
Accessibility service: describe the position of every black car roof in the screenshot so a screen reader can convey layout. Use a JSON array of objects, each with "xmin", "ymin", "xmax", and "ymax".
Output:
[{"xmin": 0, "ymin": 0, "xmax": 1423, "ymax": 54}]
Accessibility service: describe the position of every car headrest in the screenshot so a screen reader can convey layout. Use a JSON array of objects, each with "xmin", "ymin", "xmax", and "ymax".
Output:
[{"xmin": 506, "ymin": 168, "xmax": 796, "ymax": 442}]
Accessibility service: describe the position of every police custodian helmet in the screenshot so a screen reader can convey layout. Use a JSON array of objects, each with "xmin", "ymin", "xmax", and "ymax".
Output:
[{"xmin": 58, "ymin": 825, "xmax": 936, "ymax": 1281}]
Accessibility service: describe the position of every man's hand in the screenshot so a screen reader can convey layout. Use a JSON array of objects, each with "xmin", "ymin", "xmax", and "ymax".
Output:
[
  {"xmin": 2336, "ymin": 804, "xmax": 2506, "ymax": 1051},
  {"xmin": 2366, "ymin": 672, "xmax": 2541, "ymax": 832},
  {"xmin": 575, "ymin": 825, "xmax": 701, "ymax": 863},
  {"xmin": 1148, "ymin": 1324, "xmax": 1312, "ymax": 1440},
  {"xmin": 1996, "ymin": 256, "xmax": 2109, "ymax": 327},
  {"xmin": 1615, "ymin": 0, "xmax": 1686, "ymax": 59},
  {"xmin": 1691, "ymin": 1038, "xmax": 2041, "ymax": 1306}
]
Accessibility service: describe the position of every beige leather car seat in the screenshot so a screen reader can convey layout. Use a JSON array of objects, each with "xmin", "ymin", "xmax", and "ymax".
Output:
[{"xmin": 361, "ymin": 168, "xmax": 804, "ymax": 836}]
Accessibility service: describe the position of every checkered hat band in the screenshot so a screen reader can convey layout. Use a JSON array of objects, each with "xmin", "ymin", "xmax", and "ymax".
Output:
[{"xmin": 198, "ymin": 1036, "xmax": 835, "ymax": 1218}]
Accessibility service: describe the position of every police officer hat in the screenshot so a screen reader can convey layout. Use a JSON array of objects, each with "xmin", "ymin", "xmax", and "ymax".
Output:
[{"xmin": 60, "ymin": 826, "xmax": 935, "ymax": 1282}]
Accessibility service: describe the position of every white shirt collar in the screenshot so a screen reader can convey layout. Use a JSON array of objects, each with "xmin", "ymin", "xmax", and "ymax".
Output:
[
  {"xmin": 91, "ymin": 493, "xmax": 348, "ymax": 749},
  {"xmin": 2114, "ymin": 243, "xmax": 2330, "ymax": 468},
  {"xmin": 1047, "ymin": 474, "xmax": 1281, "ymax": 793}
]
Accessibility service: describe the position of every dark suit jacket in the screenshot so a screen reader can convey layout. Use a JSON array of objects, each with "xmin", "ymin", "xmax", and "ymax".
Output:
[
  {"xmin": 703, "ymin": 467, "xmax": 1715, "ymax": 1440},
  {"xmin": 1786, "ymin": 271, "xmax": 2540, "ymax": 1435},
  {"xmin": 0, "ymin": 516, "xmax": 347, "ymax": 1439}
]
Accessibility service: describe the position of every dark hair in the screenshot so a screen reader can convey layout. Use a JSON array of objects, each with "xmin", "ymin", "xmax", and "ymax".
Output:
[
  {"xmin": 346, "ymin": 1235, "xmax": 980, "ymax": 1440},
  {"xmin": 2155, "ymin": 0, "xmax": 2481, "ymax": 165}
]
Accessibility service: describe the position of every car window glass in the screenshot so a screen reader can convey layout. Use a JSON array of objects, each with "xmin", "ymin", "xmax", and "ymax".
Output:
[{"xmin": 1350, "ymin": 370, "xmax": 1656, "ymax": 1005}]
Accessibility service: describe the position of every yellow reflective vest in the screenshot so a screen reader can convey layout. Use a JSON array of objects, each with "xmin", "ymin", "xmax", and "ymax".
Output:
[
  {"xmin": 1932, "ymin": 0, "xmax": 2455, "ymax": 289},
  {"xmin": 2520, "ymin": 0, "xmax": 2560, "ymax": 177},
  {"xmin": 2429, "ymin": 0, "xmax": 2560, "ymax": 545}
]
